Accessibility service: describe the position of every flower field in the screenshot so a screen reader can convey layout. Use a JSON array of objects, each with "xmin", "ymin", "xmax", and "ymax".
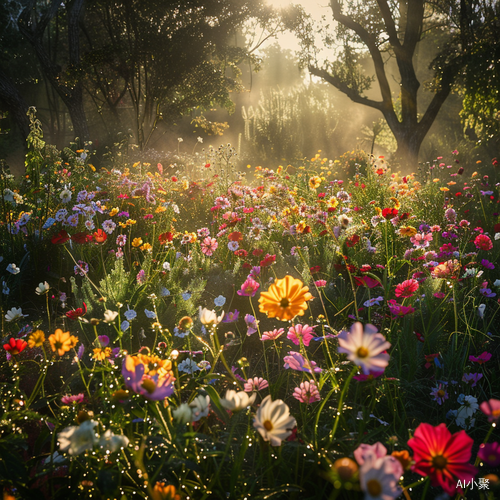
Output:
[{"xmin": 1, "ymin": 128, "xmax": 499, "ymax": 499}]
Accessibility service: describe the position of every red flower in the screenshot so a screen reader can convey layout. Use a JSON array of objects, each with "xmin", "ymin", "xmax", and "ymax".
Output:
[
  {"xmin": 93, "ymin": 229, "xmax": 107, "ymax": 244},
  {"xmin": 408, "ymin": 423, "xmax": 477, "ymax": 496},
  {"xmin": 51, "ymin": 230, "xmax": 70, "ymax": 245},
  {"xmin": 234, "ymin": 249, "xmax": 248, "ymax": 258},
  {"xmin": 71, "ymin": 232, "xmax": 93, "ymax": 244},
  {"xmin": 474, "ymin": 234, "xmax": 493, "ymax": 251},
  {"xmin": 260, "ymin": 254, "xmax": 276, "ymax": 267},
  {"xmin": 353, "ymin": 276, "xmax": 381, "ymax": 288},
  {"xmin": 252, "ymin": 248, "xmax": 263, "ymax": 257},
  {"xmin": 424, "ymin": 353, "xmax": 439, "ymax": 369},
  {"xmin": 346, "ymin": 234, "xmax": 360, "ymax": 247},
  {"xmin": 382, "ymin": 207, "xmax": 399, "ymax": 220},
  {"xmin": 66, "ymin": 302, "xmax": 87, "ymax": 321},
  {"xmin": 3, "ymin": 338, "xmax": 27, "ymax": 355},
  {"xmin": 309, "ymin": 266, "xmax": 321, "ymax": 274},
  {"xmin": 158, "ymin": 232, "xmax": 173, "ymax": 244},
  {"xmin": 228, "ymin": 231, "xmax": 243, "ymax": 242},
  {"xmin": 395, "ymin": 279, "xmax": 419, "ymax": 298}
]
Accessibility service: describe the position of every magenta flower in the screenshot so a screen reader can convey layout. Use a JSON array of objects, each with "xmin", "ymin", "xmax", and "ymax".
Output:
[
  {"xmin": 430, "ymin": 384, "xmax": 449, "ymax": 405},
  {"xmin": 469, "ymin": 351, "xmax": 492, "ymax": 364},
  {"xmin": 136, "ymin": 269, "xmax": 146, "ymax": 284},
  {"xmin": 223, "ymin": 310, "xmax": 239, "ymax": 323},
  {"xmin": 480, "ymin": 398, "xmax": 500, "ymax": 422},
  {"xmin": 244, "ymin": 314, "xmax": 259, "ymax": 336},
  {"xmin": 387, "ymin": 300, "xmax": 415, "ymax": 317},
  {"xmin": 353, "ymin": 370, "xmax": 384, "ymax": 381},
  {"xmin": 244, "ymin": 377, "xmax": 269, "ymax": 392},
  {"xmin": 474, "ymin": 234, "xmax": 493, "ymax": 251},
  {"xmin": 293, "ymin": 380, "xmax": 320, "ymax": 403},
  {"xmin": 287, "ymin": 324, "xmax": 316, "ymax": 347},
  {"xmin": 98, "ymin": 335, "xmax": 110, "ymax": 347},
  {"xmin": 237, "ymin": 277, "xmax": 260, "ymax": 297},
  {"xmin": 315, "ymin": 280, "xmax": 327, "ymax": 287},
  {"xmin": 337, "ymin": 322, "xmax": 391, "ymax": 374},
  {"xmin": 201, "ymin": 236, "xmax": 218, "ymax": 256},
  {"xmin": 283, "ymin": 351, "xmax": 322, "ymax": 374},
  {"xmin": 61, "ymin": 393, "xmax": 85, "ymax": 405},
  {"xmin": 395, "ymin": 279, "xmax": 419, "ymax": 298},
  {"xmin": 261, "ymin": 328, "xmax": 284, "ymax": 341},
  {"xmin": 478, "ymin": 442, "xmax": 500, "ymax": 467}
]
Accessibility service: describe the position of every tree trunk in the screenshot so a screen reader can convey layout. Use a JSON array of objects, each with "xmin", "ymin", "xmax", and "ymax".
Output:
[
  {"xmin": 392, "ymin": 131, "xmax": 422, "ymax": 169},
  {"xmin": 0, "ymin": 70, "xmax": 31, "ymax": 141}
]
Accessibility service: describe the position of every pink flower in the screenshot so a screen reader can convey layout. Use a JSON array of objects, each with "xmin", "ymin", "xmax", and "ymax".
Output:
[
  {"xmin": 474, "ymin": 234, "xmax": 493, "ymax": 251},
  {"xmin": 293, "ymin": 380, "xmax": 320, "ymax": 403},
  {"xmin": 315, "ymin": 280, "xmax": 327, "ymax": 287},
  {"xmin": 359, "ymin": 454, "xmax": 403, "ymax": 500},
  {"xmin": 469, "ymin": 351, "xmax": 492, "ymax": 364},
  {"xmin": 337, "ymin": 322, "xmax": 391, "ymax": 374},
  {"xmin": 237, "ymin": 277, "xmax": 260, "ymax": 297},
  {"xmin": 201, "ymin": 237, "xmax": 218, "ymax": 256},
  {"xmin": 395, "ymin": 279, "xmax": 419, "ymax": 298},
  {"xmin": 387, "ymin": 300, "xmax": 414, "ymax": 317},
  {"xmin": 283, "ymin": 351, "xmax": 322, "ymax": 373},
  {"xmin": 261, "ymin": 328, "xmax": 284, "ymax": 341},
  {"xmin": 410, "ymin": 232, "xmax": 433, "ymax": 248},
  {"xmin": 353, "ymin": 370, "xmax": 384, "ymax": 381},
  {"xmin": 244, "ymin": 377, "xmax": 269, "ymax": 392},
  {"xmin": 408, "ymin": 423, "xmax": 477, "ymax": 496},
  {"xmin": 477, "ymin": 442, "xmax": 500, "ymax": 467},
  {"xmin": 354, "ymin": 442, "xmax": 388, "ymax": 465},
  {"xmin": 480, "ymin": 398, "xmax": 500, "ymax": 422},
  {"xmin": 287, "ymin": 324, "xmax": 316, "ymax": 347},
  {"xmin": 61, "ymin": 393, "xmax": 85, "ymax": 405}
]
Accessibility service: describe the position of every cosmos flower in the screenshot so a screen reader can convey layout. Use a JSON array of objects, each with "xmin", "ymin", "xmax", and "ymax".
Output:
[
  {"xmin": 27, "ymin": 330, "xmax": 45, "ymax": 348},
  {"xmin": 61, "ymin": 393, "xmax": 85, "ymax": 405},
  {"xmin": 5, "ymin": 307, "xmax": 28, "ymax": 322},
  {"xmin": 394, "ymin": 279, "xmax": 419, "ymax": 298},
  {"xmin": 3, "ymin": 338, "xmax": 27, "ymax": 355},
  {"xmin": 58, "ymin": 420, "xmax": 98, "ymax": 455},
  {"xmin": 99, "ymin": 429, "xmax": 129, "ymax": 454},
  {"xmin": 220, "ymin": 390, "xmax": 257, "ymax": 412},
  {"xmin": 49, "ymin": 329, "xmax": 79, "ymax": 356},
  {"xmin": 430, "ymin": 384, "xmax": 449, "ymax": 405},
  {"xmin": 480, "ymin": 398, "xmax": 500, "ymax": 423},
  {"xmin": 408, "ymin": 423, "xmax": 477, "ymax": 495},
  {"xmin": 66, "ymin": 302, "xmax": 87, "ymax": 321},
  {"xmin": 244, "ymin": 377, "xmax": 269, "ymax": 392},
  {"xmin": 283, "ymin": 351, "xmax": 322, "ymax": 373},
  {"xmin": 189, "ymin": 395, "xmax": 210, "ymax": 421},
  {"xmin": 477, "ymin": 442, "xmax": 500, "ymax": 467},
  {"xmin": 237, "ymin": 277, "xmax": 260, "ymax": 297},
  {"xmin": 201, "ymin": 237, "xmax": 218, "ymax": 256},
  {"xmin": 337, "ymin": 322, "xmax": 391, "ymax": 374},
  {"xmin": 35, "ymin": 281, "xmax": 50, "ymax": 295},
  {"xmin": 199, "ymin": 307, "xmax": 224, "ymax": 326},
  {"xmin": 258, "ymin": 275, "xmax": 313, "ymax": 321},
  {"xmin": 287, "ymin": 324, "xmax": 316, "ymax": 347},
  {"xmin": 261, "ymin": 329, "xmax": 284, "ymax": 341},
  {"xmin": 293, "ymin": 380, "xmax": 320, "ymax": 403},
  {"xmin": 359, "ymin": 454, "xmax": 403, "ymax": 500},
  {"xmin": 253, "ymin": 395, "xmax": 296, "ymax": 446}
]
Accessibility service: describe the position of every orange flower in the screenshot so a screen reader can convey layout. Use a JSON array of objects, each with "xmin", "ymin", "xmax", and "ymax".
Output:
[
  {"xmin": 132, "ymin": 238, "xmax": 143, "ymax": 248},
  {"xmin": 399, "ymin": 226, "xmax": 417, "ymax": 237},
  {"xmin": 49, "ymin": 329, "xmax": 78, "ymax": 356},
  {"xmin": 28, "ymin": 330, "xmax": 45, "ymax": 348},
  {"xmin": 152, "ymin": 483, "xmax": 180, "ymax": 500},
  {"xmin": 258, "ymin": 275, "xmax": 313, "ymax": 321}
]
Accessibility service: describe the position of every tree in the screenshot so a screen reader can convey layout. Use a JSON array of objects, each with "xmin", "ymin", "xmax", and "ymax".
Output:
[{"xmin": 301, "ymin": 1, "xmax": 465, "ymax": 167}]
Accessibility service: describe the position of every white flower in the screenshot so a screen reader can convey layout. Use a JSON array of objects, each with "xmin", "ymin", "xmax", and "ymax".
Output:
[
  {"xmin": 43, "ymin": 451, "xmax": 66, "ymax": 465},
  {"xmin": 478, "ymin": 304, "xmax": 486, "ymax": 319},
  {"xmin": 35, "ymin": 281, "xmax": 50, "ymax": 295},
  {"xmin": 457, "ymin": 395, "xmax": 478, "ymax": 418},
  {"xmin": 495, "ymin": 232, "xmax": 500, "ymax": 240},
  {"xmin": 3, "ymin": 188, "xmax": 15, "ymax": 203},
  {"xmin": 60, "ymin": 189, "xmax": 72, "ymax": 203},
  {"xmin": 99, "ymin": 429, "xmax": 129, "ymax": 454},
  {"xmin": 337, "ymin": 322, "xmax": 391, "ymax": 374},
  {"xmin": 178, "ymin": 358, "xmax": 200, "ymax": 374},
  {"xmin": 173, "ymin": 403, "xmax": 192, "ymax": 424},
  {"xmin": 177, "ymin": 137, "xmax": 183, "ymax": 142},
  {"xmin": 6, "ymin": 263, "xmax": 20, "ymax": 274},
  {"xmin": 58, "ymin": 420, "xmax": 98, "ymax": 455},
  {"xmin": 494, "ymin": 279, "xmax": 500, "ymax": 288},
  {"xmin": 5, "ymin": 307, "xmax": 27, "ymax": 322},
  {"xmin": 199, "ymin": 307, "xmax": 224, "ymax": 326},
  {"xmin": 253, "ymin": 395, "xmax": 296, "ymax": 446},
  {"xmin": 214, "ymin": 295, "xmax": 226, "ymax": 307},
  {"xmin": 189, "ymin": 395, "xmax": 210, "ymax": 421},
  {"xmin": 103, "ymin": 310, "xmax": 119, "ymax": 323},
  {"xmin": 359, "ymin": 454, "xmax": 403, "ymax": 500},
  {"xmin": 162, "ymin": 262, "xmax": 171, "ymax": 271},
  {"xmin": 220, "ymin": 390, "xmax": 256, "ymax": 412}
]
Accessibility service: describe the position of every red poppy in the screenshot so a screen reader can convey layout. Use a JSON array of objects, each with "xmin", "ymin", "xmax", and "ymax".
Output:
[
  {"xmin": 3, "ymin": 338, "xmax": 27, "ymax": 355},
  {"xmin": 71, "ymin": 232, "xmax": 93, "ymax": 244},
  {"xmin": 158, "ymin": 232, "xmax": 174, "ymax": 244},
  {"xmin": 93, "ymin": 229, "xmax": 107, "ymax": 244},
  {"xmin": 346, "ymin": 234, "xmax": 360, "ymax": 247},
  {"xmin": 228, "ymin": 231, "xmax": 243, "ymax": 242},
  {"xmin": 66, "ymin": 302, "xmax": 87, "ymax": 320},
  {"xmin": 408, "ymin": 423, "xmax": 477, "ymax": 496},
  {"xmin": 51, "ymin": 230, "xmax": 70, "ymax": 245},
  {"xmin": 382, "ymin": 207, "xmax": 399, "ymax": 220},
  {"xmin": 260, "ymin": 254, "xmax": 276, "ymax": 267}
]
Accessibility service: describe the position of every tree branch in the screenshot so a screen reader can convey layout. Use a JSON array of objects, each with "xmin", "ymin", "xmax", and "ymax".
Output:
[
  {"xmin": 375, "ymin": 0, "xmax": 401, "ymax": 49},
  {"xmin": 403, "ymin": 0, "xmax": 424, "ymax": 53}
]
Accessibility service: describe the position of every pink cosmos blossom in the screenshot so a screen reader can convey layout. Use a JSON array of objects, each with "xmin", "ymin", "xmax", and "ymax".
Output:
[
  {"xmin": 287, "ymin": 324, "xmax": 316, "ymax": 347},
  {"xmin": 469, "ymin": 351, "xmax": 492, "ymax": 364},
  {"xmin": 480, "ymin": 398, "xmax": 500, "ymax": 422},
  {"xmin": 477, "ymin": 442, "xmax": 500, "ymax": 467},
  {"xmin": 394, "ymin": 279, "xmax": 419, "ymax": 298},
  {"xmin": 61, "ymin": 393, "xmax": 85, "ymax": 405},
  {"xmin": 293, "ymin": 380, "xmax": 320, "ymax": 403},
  {"xmin": 244, "ymin": 377, "xmax": 269, "ymax": 392},
  {"xmin": 410, "ymin": 232, "xmax": 433, "ymax": 248},
  {"xmin": 261, "ymin": 328, "xmax": 284, "ymax": 341},
  {"xmin": 354, "ymin": 442, "xmax": 388, "ymax": 465},
  {"xmin": 201, "ymin": 237, "xmax": 218, "ymax": 256},
  {"xmin": 283, "ymin": 351, "xmax": 322, "ymax": 373},
  {"xmin": 237, "ymin": 277, "xmax": 260, "ymax": 297},
  {"xmin": 359, "ymin": 454, "xmax": 403, "ymax": 500},
  {"xmin": 387, "ymin": 300, "xmax": 415, "ymax": 317}
]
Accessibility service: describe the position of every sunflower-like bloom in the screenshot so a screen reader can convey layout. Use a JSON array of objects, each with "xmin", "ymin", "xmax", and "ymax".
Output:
[
  {"xmin": 258, "ymin": 275, "xmax": 313, "ymax": 321},
  {"xmin": 49, "ymin": 329, "xmax": 79, "ymax": 356}
]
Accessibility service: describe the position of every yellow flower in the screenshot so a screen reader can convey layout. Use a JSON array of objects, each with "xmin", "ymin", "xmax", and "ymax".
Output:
[
  {"xmin": 109, "ymin": 207, "xmax": 119, "ymax": 217},
  {"xmin": 269, "ymin": 185, "xmax": 277, "ymax": 194},
  {"xmin": 433, "ymin": 178, "xmax": 440, "ymax": 183},
  {"xmin": 390, "ymin": 197, "xmax": 401, "ymax": 210},
  {"xmin": 309, "ymin": 176, "xmax": 322, "ymax": 190},
  {"xmin": 93, "ymin": 347, "xmax": 112, "ymax": 361},
  {"xmin": 374, "ymin": 207, "xmax": 382, "ymax": 216},
  {"xmin": 28, "ymin": 330, "xmax": 45, "ymax": 348},
  {"xmin": 49, "ymin": 329, "xmax": 77, "ymax": 356},
  {"xmin": 132, "ymin": 161, "xmax": 141, "ymax": 168},
  {"xmin": 447, "ymin": 181, "xmax": 456, "ymax": 186},
  {"xmin": 258, "ymin": 275, "xmax": 313, "ymax": 321},
  {"xmin": 141, "ymin": 243, "xmax": 153, "ymax": 252},
  {"xmin": 119, "ymin": 222, "xmax": 127, "ymax": 229},
  {"xmin": 152, "ymin": 482, "xmax": 180, "ymax": 500},
  {"xmin": 399, "ymin": 226, "xmax": 417, "ymax": 237},
  {"xmin": 89, "ymin": 164, "xmax": 96, "ymax": 172},
  {"xmin": 327, "ymin": 197, "xmax": 339, "ymax": 209},
  {"xmin": 155, "ymin": 206, "xmax": 167, "ymax": 213},
  {"xmin": 126, "ymin": 219, "xmax": 137, "ymax": 225},
  {"xmin": 440, "ymin": 187, "xmax": 449, "ymax": 192},
  {"xmin": 132, "ymin": 238, "xmax": 143, "ymax": 247}
]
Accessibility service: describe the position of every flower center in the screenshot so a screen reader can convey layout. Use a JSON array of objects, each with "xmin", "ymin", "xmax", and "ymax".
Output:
[
  {"xmin": 356, "ymin": 346, "xmax": 369, "ymax": 358},
  {"xmin": 279, "ymin": 298, "xmax": 290, "ymax": 308},
  {"xmin": 366, "ymin": 479, "xmax": 382, "ymax": 496},
  {"xmin": 432, "ymin": 455, "xmax": 448, "ymax": 470},
  {"xmin": 141, "ymin": 378, "xmax": 157, "ymax": 394},
  {"xmin": 263, "ymin": 420, "xmax": 273, "ymax": 431},
  {"xmin": 437, "ymin": 390, "xmax": 445, "ymax": 397}
]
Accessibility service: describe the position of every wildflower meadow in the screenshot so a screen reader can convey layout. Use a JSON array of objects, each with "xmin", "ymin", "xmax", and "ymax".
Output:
[{"xmin": 1, "ymin": 115, "xmax": 500, "ymax": 500}]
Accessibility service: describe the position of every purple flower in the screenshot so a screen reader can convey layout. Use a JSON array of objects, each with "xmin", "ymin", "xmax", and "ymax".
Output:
[
  {"xmin": 480, "ymin": 288, "xmax": 496, "ymax": 298},
  {"xmin": 477, "ymin": 442, "xmax": 500, "ymax": 467},
  {"xmin": 481, "ymin": 259, "xmax": 495, "ymax": 270},
  {"xmin": 283, "ymin": 351, "xmax": 322, "ymax": 373},
  {"xmin": 462, "ymin": 373, "xmax": 483, "ymax": 387},
  {"xmin": 136, "ymin": 269, "xmax": 146, "ymax": 284},
  {"xmin": 244, "ymin": 314, "xmax": 259, "ymax": 336},
  {"xmin": 430, "ymin": 384, "xmax": 449, "ymax": 405},
  {"xmin": 223, "ymin": 310, "xmax": 239, "ymax": 323}
]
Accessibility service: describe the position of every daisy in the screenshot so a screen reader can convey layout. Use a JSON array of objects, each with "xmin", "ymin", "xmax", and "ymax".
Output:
[
  {"xmin": 337, "ymin": 322, "xmax": 391, "ymax": 374},
  {"xmin": 430, "ymin": 384, "xmax": 449, "ymax": 405}
]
